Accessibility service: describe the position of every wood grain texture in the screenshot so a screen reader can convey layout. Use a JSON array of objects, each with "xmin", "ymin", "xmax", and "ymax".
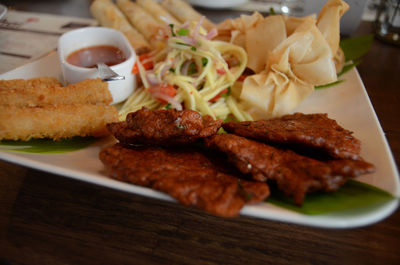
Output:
[
  {"xmin": 0, "ymin": 4, "xmax": 399, "ymax": 264},
  {"xmin": 2, "ymin": 165, "xmax": 400, "ymax": 265},
  {"xmin": 356, "ymin": 24, "xmax": 400, "ymax": 168}
]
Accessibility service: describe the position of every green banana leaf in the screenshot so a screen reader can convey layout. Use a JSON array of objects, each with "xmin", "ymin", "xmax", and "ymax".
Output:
[
  {"xmin": 0, "ymin": 137, "xmax": 96, "ymax": 154},
  {"xmin": 268, "ymin": 179, "xmax": 395, "ymax": 215}
]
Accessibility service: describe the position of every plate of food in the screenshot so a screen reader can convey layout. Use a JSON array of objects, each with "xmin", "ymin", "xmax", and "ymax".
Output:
[{"xmin": 0, "ymin": 0, "xmax": 399, "ymax": 228}]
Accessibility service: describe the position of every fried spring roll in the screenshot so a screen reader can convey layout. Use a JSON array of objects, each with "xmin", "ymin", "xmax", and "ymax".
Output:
[
  {"xmin": 0, "ymin": 77, "xmax": 62, "ymax": 91},
  {"xmin": 0, "ymin": 79, "xmax": 113, "ymax": 107},
  {"xmin": 136, "ymin": 0, "xmax": 180, "ymax": 25},
  {"xmin": 116, "ymin": 0, "xmax": 168, "ymax": 49},
  {"xmin": 0, "ymin": 104, "xmax": 118, "ymax": 141},
  {"xmin": 90, "ymin": 0, "xmax": 151, "ymax": 55},
  {"xmin": 161, "ymin": 0, "xmax": 215, "ymax": 30}
]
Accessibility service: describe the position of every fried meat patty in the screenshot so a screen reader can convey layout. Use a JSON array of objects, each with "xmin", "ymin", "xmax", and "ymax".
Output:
[
  {"xmin": 205, "ymin": 134, "xmax": 375, "ymax": 205},
  {"xmin": 223, "ymin": 113, "xmax": 361, "ymax": 160},
  {"xmin": 99, "ymin": 144, "xmax": 270, "ymax": 217},
  {"xmin": 108, "ymin": 107, "xmax": 222, "ymax": 146}
]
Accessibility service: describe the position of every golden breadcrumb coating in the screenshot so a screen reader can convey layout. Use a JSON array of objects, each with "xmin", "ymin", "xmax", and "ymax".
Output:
[
  {"xmin": 0, "ymin": 77, "xmax": 62, "ymax": 91},
  {"xmin": 0, "ymin": 104, "xmax": 118, "ymax": 141},
  {"xmin": 0, "ymin": 78, "xmax": 113, "ymax": 107}
]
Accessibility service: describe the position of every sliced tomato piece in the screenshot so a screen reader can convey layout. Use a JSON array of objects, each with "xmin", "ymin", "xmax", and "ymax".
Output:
[
  {"xmin": 131, "ymin": 63, "xmax": 139, "ymax": 74},
  {"xmin": 149, "ymin": 83, "xmax": 177, "ymax": 103},
  {"xmin": 139, "ymin": 53, "xmax": 154, "ymax": 70},
  {"xmin": 132, "ymin": 53, "xmax": 154, "ymax": 74},
  {"xmin": 209, "ymin": 88, "xmax": 228, "ymax": 102},
  {"xmin": 217, "ymin": 68, "xmax": 226, "ymax": 75}
]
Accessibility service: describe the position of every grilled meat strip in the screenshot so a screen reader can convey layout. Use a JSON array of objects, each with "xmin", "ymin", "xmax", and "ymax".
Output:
[
  {"xmin": 205, "ymin": 134, "xmax": 375, "ymax": 205},
  {"xmin": 223, "ymin": 113, "xmax": 361, "ymax": 160},
  {"xmin": 99, "ymin": 144, "xmax": 270, "ymax": 217},
  {"xmin": 108, "ymin": 107, "xmax": 222, "ymax": 146}
]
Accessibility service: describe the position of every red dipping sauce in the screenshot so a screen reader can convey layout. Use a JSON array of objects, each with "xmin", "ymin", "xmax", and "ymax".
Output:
[{"xmin": 66, "ymin": 45, "xmax": 127, "ymax": 68}]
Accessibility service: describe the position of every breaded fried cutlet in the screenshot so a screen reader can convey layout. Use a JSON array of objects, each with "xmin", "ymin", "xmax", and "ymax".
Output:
[
  {"xmin": 0, "ymin": 77, "xmax": 62, "ymax": 91},
  {"xmin": 0, "ymin": 104, "xmax": 118, "ymax": 141},
  {"xmin": 0, "ymin": 78, "xmax": 112, "ymax": 107}
]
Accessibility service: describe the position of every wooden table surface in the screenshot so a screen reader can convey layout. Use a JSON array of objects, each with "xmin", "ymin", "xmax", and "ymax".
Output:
[{"xmin": 1, "ymin": 1, "xmax": 400, "ymax": 264}]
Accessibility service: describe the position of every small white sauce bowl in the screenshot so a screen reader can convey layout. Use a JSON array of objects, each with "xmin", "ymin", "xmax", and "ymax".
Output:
[{"xmin": 58, "ymin": 27, "xmax": 136, "ymax": 104}]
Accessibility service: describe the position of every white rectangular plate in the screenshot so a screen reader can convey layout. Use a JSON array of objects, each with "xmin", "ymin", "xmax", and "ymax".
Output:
[{"xmin": 1, "ymin": 52, "xmax": 399, "ymax": 228}]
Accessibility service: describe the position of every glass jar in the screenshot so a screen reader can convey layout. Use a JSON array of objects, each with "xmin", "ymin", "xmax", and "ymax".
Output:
[
  {"xmin": 280, "ymin": 0, "xmax": 305, "ymax": 17},
  {"xmin": 375, "ymin": 0, "xmax": 400, "ymax": 46}
]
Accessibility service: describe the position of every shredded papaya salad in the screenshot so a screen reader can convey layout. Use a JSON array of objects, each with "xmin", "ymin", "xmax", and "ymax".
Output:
[{"xmin": 119, "ymin": 17, "xmax": 252, "ymax": 121}]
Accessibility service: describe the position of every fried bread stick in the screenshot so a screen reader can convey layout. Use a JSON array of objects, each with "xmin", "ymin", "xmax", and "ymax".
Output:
[
  {"xmin": 0, "ymin": 78, "xmax": 113, "ymax": 107},
  {"xmin": 0, "ymin": 77, "xmax": 61, "ymax": 91},
  {"xmin": 0, "ymin": 104, "xmax": 118, "ymax": 141}
]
